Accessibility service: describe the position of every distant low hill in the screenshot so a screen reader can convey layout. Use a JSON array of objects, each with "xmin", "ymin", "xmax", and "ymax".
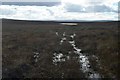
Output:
[
  {"xmin": 1, "ymin": 18, "xmax": 119, "ymax": 23},
  {"xmin": 1, "ymin": 19, "xmax": 119, "ymax": 28}
]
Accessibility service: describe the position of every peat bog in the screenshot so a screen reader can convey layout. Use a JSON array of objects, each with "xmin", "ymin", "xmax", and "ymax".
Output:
[{"xmin": 2, "ymin": 19, "xmax": 119, "ymax": 79}]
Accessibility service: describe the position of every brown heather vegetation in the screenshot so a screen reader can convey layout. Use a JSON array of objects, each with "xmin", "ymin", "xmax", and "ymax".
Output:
[{"xmin": 2, "ymin": 19, "xmax": 119, "ymax": 79}]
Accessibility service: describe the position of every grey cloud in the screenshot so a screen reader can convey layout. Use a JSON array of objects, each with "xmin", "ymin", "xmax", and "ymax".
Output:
[
  {"xmin": 2, "ymin": 2, "xmax": 61, "ymax": 6},
  {"xmin": 87, "ymin": 0, "xmax": 104, "ymax": 4},
  {"xmin": 0, "ymin": 8, "xmax": 16, "ymax": 15},
  {"xmin": 1, "ymin": 0, "xmax": 61, "ymax": 2},
  {"xmin": 64, "ymin": 3, "xmax": 85, "ymax": 12},
  {"xmin": 46, "ymin": 9, "xmax": 54, "ymax": 15},
  {"xmin": 86, "ymin": 5, "xmax": 115, "ymax": 12},
  {"xmin": 64, "ymin": 3, "xmax": 117, "ymax": 13}
]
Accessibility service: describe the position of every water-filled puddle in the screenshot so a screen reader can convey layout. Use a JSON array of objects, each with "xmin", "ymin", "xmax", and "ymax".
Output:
[
  {"xmin": 52, "ymin": 32, "xmax": 101, "ymax": 78},
  {"xmin": 33, "ymin": 52, "xmax": 40, "ymax": 63}
]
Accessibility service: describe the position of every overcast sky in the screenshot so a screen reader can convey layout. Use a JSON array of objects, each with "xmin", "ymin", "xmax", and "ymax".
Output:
[{"xmin": 0, "ymin": 0, "xmax": 119, "ymax": 21}]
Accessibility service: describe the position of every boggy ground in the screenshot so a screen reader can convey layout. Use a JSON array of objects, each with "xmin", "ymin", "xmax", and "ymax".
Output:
[{"xmin": 2, "ymin": 19, "xmax": 119, "ymax": 79}]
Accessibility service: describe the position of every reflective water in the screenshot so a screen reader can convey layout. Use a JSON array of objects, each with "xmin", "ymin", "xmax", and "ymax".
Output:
[
  {"xmin": 33, "ymin": 52, "xmax": 40, "ymax": 63},
  {"xmin": 52, "ymin": 32, "xmax": 101, "ymax": 78}
]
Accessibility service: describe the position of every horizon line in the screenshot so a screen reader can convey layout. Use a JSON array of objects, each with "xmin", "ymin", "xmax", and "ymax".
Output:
[{"xmin": 1, "ymin": 18, "xmax": 119, "ymax": 22}]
